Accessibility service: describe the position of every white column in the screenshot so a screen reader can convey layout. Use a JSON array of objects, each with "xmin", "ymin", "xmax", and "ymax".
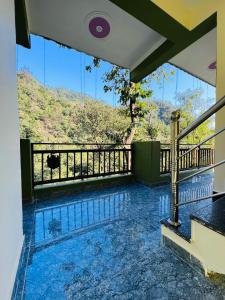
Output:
[
  {"xmin": 0, "ymin": 0, "xmax": 24, "ymax": 299},
  {"xmin": 214, "ymin": 8, "xmax": 225, "ymax": 192}
]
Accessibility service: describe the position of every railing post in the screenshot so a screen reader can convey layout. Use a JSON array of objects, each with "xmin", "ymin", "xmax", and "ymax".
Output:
[
  {"xmin": 197, "ymin": 145, "xmax": 201, "ymax": 168},
  {"xmin": 169, "ymin": 111, "xmax": 181, "ymax": 227},
  {"xmin": 20, "ymin": 139, "xmax": 34, "ymax": 202}
]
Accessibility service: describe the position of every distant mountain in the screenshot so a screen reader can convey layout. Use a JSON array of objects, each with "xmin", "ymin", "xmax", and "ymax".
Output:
[
  {"xmin": 17, "ymin": 71, "xmax": 130, "ymax": 143},
  {"xmin": 50, "ymin": 87, "xmax": 98, "ymax": 103},
  {"xmin": 17, "ymin": 71, "xmax": 174, "ymax": 143}
]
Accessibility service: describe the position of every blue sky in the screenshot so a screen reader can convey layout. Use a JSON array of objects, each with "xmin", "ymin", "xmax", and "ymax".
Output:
[{"xmin": 17, "ymin": 34, "xmax": 215, "ymax": 107}]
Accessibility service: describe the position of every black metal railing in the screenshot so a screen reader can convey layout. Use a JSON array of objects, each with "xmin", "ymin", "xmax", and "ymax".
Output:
[
  {"xmin": 160, "ymin": 144, "xmax": 214, "ymax": 174},
  {"xmin": 32, "ymin": 143, "xmax": 132, "ymax": 186}
]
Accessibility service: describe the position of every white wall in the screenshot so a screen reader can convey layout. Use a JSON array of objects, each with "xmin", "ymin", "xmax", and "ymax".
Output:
[
  {"xmin": 162, "ymin": 221, "xmax": 225, "ymax": 275},
  {"xmin": 214, "ymin": 7, "xmax": 225, "ymax": 193},
  {"xmin": 0, "ymin": 0, "xmax": 24, "ymax": 299}
]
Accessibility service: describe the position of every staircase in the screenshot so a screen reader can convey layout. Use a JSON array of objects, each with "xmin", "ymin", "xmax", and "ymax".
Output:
[{"xmin": 162, "ymin": 95, "xmax": 225, "ymax": 275}]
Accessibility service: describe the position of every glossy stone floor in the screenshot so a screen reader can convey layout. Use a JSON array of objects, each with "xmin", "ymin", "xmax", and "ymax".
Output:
[{"xmin": 14, "ymin": 172, "xmax": 225, "ymax": 299}]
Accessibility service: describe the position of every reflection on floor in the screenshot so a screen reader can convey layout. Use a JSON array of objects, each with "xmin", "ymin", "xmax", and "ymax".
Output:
[
  {"xmin": 35, "ymin": 192, "xmax": 129, "ymax": 248},
  {"xmin": 13, "ymin": 172, "xmax": 225, "ymax": 300}
]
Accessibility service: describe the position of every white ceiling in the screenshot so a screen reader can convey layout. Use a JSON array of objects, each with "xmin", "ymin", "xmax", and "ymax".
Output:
[
  {"xmin": 170, "ymin": 28, "xmax": 216, "ymax": 85},
  {"xmin": 26, "ymin": 0, "xmax": 166, "ymax": 70}
]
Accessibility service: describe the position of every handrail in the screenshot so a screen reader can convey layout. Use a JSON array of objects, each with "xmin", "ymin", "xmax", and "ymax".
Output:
[
  {"xmin": 177, "ymin": 95, "xmax": 225, "ymax": 141},
  {"xmin": 32, "ymin": 142, "xmax": 132, "ymax": 146},
  {"xmin": 177, "ymin": 159, "xmax": 225, "ymax": 183},
  {"xmin": 168, "ymin": 95, "xmax": 225, "ymax": 227},
  {"xmin": 178, "ymin": 126, "xmax": 221, "ymax": 160}
]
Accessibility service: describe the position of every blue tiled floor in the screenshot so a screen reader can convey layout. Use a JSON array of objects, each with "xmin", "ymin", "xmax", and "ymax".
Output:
[{"xmin": 15, "ymin": 172, "xmax": 225, "ymax": 299}]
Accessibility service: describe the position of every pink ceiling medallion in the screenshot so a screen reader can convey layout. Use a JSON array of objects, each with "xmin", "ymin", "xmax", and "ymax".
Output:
[
  {"xmin": 89, "ymin": 16, "xmax": 110, "ymax": 39},
  {"xmin": 208, "ymin": 61, "xmax": 216, "ymax": 70}
]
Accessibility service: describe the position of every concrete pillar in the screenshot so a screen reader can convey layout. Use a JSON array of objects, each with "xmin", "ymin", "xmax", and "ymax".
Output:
[
  {"xmin": 20, "ymin": 139, "xmax": 33, "ymax": 202},
  {"xmin": 132, "ymin": 141, "xmax": 161, "ymax": 185}
]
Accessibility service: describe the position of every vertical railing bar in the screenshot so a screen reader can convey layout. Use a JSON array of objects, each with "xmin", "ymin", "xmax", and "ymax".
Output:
[
  {"xmin": 80, "ymin": 151, "xmax": 83, "ymax": 177},
  {"xmin": 31, "ymin": 143, "xmax": 35, "ymax": 187},
  {"xmin": 163, "ymin": 150, "xmax": 165, "ymax": 173},
  {"xmin": 87, "ymin": 151, "xmax": 89, "ymax": 176},
  {"xmin": 59, "ymin": 153, "xmax": 61, "ymax": 179},
  {"xmin": 189, "ymin": 150, "xmax": 191, "ymax": 169},
  {"xmin": 165, "ymin": 151, "xmax": 168, "ymax": 171},
  {"xmin": 122, "ymin": 150, "xmax": 124, "ymax": 172},
  {"xmin": 50, "ymin": 153, "xmax": 53, "ymax": 181},
  {"xmin": 98, "ymin": 150, "xmax": 101, "ymax": 175},
  {"xmin": 185, "ymin": 149, "xmax": 187, "ymax": 169},
  {"xmin": 103, "ymin": 150, "xmax": 106, "ymax": 174},
  {"xmin": 41, "ymin": 153, "xmax": 44, "ymax": 182},
  {"xmin": 93, "ymin": 151, "xmax": 95, "ymax": 175},
  {"xmin": 114, "ymin": 150, "xmax": 116, "ymax": 173},
  {"xmin": 169, "ymin": 149, "xmax": 171, "ymax": 172},
  {"xmin": 109, "ymin": 150, "xmax": 111, "ymax": 173},
  {"xmin": 119, "ymin": 150, "xmax": 121, "ymax": 172},
  {"xmin": 66, "ymin": 152, "xmax": 69, "ymax": 178},
  {"xmin": 73, "ymin": 152, "xmax": 76, "ymax": 178}
]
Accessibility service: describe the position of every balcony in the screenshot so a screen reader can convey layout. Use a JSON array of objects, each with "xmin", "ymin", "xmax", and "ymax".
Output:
[
  {"xmin": 11, "ymin": 140, "xmax": 225, "ymax": 299},
  {"xmin": 13, "ymin": 170, "xmax": 225, "ymax": 299}
]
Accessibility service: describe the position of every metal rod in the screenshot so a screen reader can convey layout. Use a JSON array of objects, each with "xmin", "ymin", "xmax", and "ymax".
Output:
[
  {"xmin": 178, "ymin": 125, "xmax": 221, "ymax": 159},
  {"xmin": 177, "ymin": 95, "xmax": 225, "ymax": 141},
  {"xmin": 114, "ymin": 150, "xmax": 116, "ymax": 172},
  {"xmin": 80, "ymin": 152, "xmax": 83, "ymax": 176},
  {"xmin": 169, "ymin": 110, "xmax": 181, "ymax": 227},
  {"xmin": 92, "ymin": 151, "xmax": 94, "ymax": 175},
  {"xmin": 103, "ymin": 151, "xmax": 105, "ymax": 173},
  {"xmin": 59, "ymin": 153, "xmax": 61, "ymax": 179},
  {"xmin": 119, "ymin": 150, "xmax": 121, "ymax": 171},
  {"xmin": 178, "ymin": 159, "xmax": 225, "ymax": 183},
  {"xmin": 31, "ymin": 143, "xmax": 35, "ymax": 188},
  {"xmin": 31, "ymin": 142, "xmax": 132, "ymax": 146},
  {"xmin": 87, "ymin": 152, "xmax": 89, "ymax": 176},
  {"xmin": 66, "ymin": 152, "xmax": 69, "ymax": 178},
  {"xmin": 33, "ymin": 148, "xmax": 132, "ymax": 154},
  {"xmin": 176, "ymin": 192, "xmax": 225, "ymax": 207},
  {"xmin": 73, "ymin": 152, "xmax": 75, "ymax": 178},
  {"xmin": 123, "ymin": 150, "xmax": 125, "ymax": 172},
  {"xmin": 50, "ymin": 154, "xmax": 53, "ymax": 180},
  {"xmin": 41, "ymin": 153, "xmax": 44, "ymax": 182}
]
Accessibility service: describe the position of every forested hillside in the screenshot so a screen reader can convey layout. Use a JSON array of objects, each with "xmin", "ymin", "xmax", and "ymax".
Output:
[{"xmin": 17, "ymin": 71, "xmax": 174, "ymax": 143}]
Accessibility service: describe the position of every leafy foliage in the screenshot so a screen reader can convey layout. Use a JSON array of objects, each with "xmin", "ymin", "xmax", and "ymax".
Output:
[
  {"xmin": 17, "ymin": 71, "xmax": 214, "ymax": 145},
  {"xmin": 176, "ymin": 89, "xmax": 215, "ymax": 144},
  {"xmin": 17, "ymin": 71, "xmax": 130, "ymax": 143}
]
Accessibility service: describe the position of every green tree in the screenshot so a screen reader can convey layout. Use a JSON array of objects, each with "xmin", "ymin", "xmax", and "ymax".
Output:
[
  {"xmin": 176, "ymin": 89, "xmax": 214, "ymax": 144},
  {"xmin": 86, "ymin": 60, "xmax": 174, "ymax": 144}
]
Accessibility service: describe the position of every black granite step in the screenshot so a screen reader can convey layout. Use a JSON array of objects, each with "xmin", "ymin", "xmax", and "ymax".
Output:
[
  {"xmin": 161, "ymin": 218, "xmax": 192, "ymax": 242},
  {"xmin": 190, "ymin": 196, "xmax": 225, "ymax": 237}
]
